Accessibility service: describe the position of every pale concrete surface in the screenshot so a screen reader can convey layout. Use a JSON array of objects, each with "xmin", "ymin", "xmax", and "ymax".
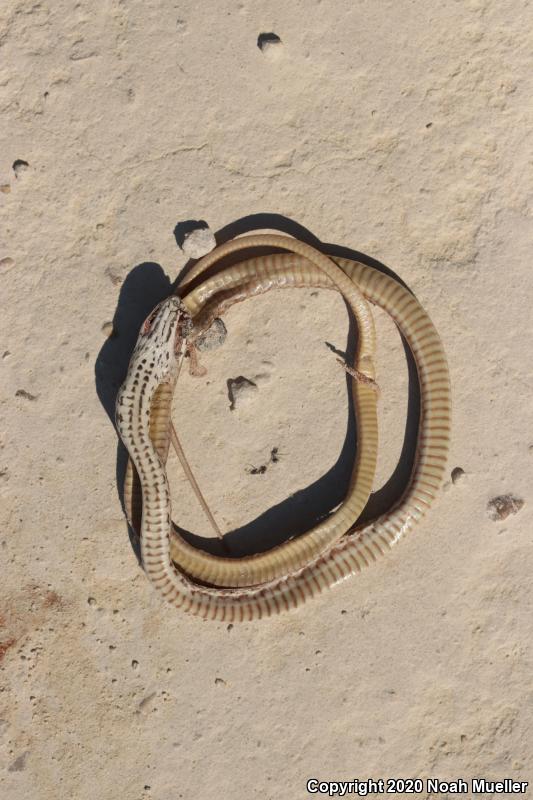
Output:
[{"xmin": 1, "ymin": 1, "xmax": 532, "ymax": 798}]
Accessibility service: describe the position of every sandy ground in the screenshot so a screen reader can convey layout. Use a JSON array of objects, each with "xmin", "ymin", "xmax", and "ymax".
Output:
[{"xmin": 1, "ymin": 1, "xmax": 533, "ymax": 798}]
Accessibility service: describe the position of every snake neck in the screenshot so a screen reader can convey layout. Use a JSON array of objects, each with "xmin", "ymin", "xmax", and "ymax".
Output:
[{"xmin": 117, "ymin": 380, "xmax": 174, "ymax": 572}]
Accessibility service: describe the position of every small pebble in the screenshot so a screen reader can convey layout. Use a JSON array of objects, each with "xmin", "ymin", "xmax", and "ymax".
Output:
[
  {"xmin": 15, "ymin": 389, "xmax": 38, "ymax": 401},
  {"xmin": 87, "ymin": 596, "xmax": 97, "ymax": 606},
  {"xmin": 257, "ymin": 32, "xmax": 283, "ymax": 60},
  {"xmin": 12, "ymin": 159, "xmax": 29, "ymax": 177},
  {"xmin": 131, "ymin": 660, "xmax": 139, "ymax": 670},
  {"xmin": 0, "ymin": 185, "xmax": 10, "ymax": 194},
  {"xmin": 451, "ymin": 467, "xmax": 465, "ymax": 484},
  {"xmin": 195, "ymin": 318, "xmax": 227, "ymax": 351},
  {"xmin": 181, "ymin": 225, "xmax": 216, "ymax": 259},
  {"xmin": 102, "ymin": 321, "xmax": 115, "ymax": 337},
  {"xmin": 227, "ymin": 376, "xmax": 258, "ymax": 410},
  {"xmin": 487, "ymin": 495, "xmax": 524, "ymax": 521},
  {"xmin": 0, "ymin": 257, "xmax": 15, "ymax": 274}
]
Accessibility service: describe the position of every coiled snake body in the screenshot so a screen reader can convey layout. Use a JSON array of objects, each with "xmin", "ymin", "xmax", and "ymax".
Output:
[{"xmin": 115, "ymin": 235, "xmax": 451, "ymax": 621}]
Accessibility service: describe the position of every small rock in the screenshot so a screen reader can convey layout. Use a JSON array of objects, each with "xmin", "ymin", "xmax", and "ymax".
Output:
[
  {"xmin": 451, "ymin": 467, "xmax": 465, "ymax": 484},
  {"xmin": 131, "ymin": 660, "xmax": 139, "ymax": 670},
  {"xmin": 227, "ymin": 376, "xmax": 258, "ymax": 410},
  {"xmin": 15, "ymin": 389, "xmax": 38, "ymax": 401},
  {"xmin": 12, "ymin": 159, "xmax": 29, "ymax": 177},
  {"xmin": 195, "ymin": 318, "xmax": 227, "ymax": 351},
  {"xmin": 87, "ymin": 596, "xmax": 97, "ymax": 606},
  {"xmin": 181, "ymin": 225, "xmax": 216, "ymax": 260},
  {"xmin": 257, "ymin": 32, "xmax": 282, "ymax": 60},
  {"xmin": 214, "ymin": 677, "xmax": 226, "ymax": 685},
  {"xmin": 487, "ymin": 495, "xmax": 524, "ymax": 521},
  {"xmin": 102, "ymin": 321, "xmax": 115, "ymax": 337},
  {"xmin": 0, "ymin": 184, "xmax": 10, "ymax": 194},
  {"xmin": 0, "ymin": 257, "xmax": 15, "ymax": 274}
]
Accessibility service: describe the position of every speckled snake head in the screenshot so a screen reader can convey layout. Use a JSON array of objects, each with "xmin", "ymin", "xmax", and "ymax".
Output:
[{"xmin": 127, "ymin": 296, "xmax": 192, "ymax": 385}]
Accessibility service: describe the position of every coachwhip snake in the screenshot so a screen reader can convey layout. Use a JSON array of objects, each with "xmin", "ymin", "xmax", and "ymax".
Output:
[{"xmin": 115, "ymin": 234, "xmax": 450, "ymax": 620}]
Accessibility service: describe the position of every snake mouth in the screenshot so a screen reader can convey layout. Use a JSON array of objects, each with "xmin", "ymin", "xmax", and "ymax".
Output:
[
  {"xmin": 140, "ymin": 301, "xmax": 166, "ymax": 336},
  {"xmin": 140, "ymin": 297, "xmax": 185, "ymax": 342}
]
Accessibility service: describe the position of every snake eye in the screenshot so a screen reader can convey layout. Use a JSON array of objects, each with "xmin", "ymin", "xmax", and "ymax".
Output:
[{"xmin": 141, "ymin": 302, "xmax": 164, "ymax": 335}]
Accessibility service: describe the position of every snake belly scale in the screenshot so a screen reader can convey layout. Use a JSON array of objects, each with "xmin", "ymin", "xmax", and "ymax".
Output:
[{"xmin": 116, "ymin": 234, "xmax": 451, "ymax": 620}]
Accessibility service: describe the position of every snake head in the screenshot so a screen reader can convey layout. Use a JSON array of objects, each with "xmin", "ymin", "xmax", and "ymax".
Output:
[{"xmin": 129, "ymin": 296, "xmax": 192, "ymax": 382}]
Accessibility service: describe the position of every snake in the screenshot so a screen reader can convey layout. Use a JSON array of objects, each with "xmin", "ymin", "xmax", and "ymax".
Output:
[
  {"xmin": 123, "ymin": 237, "xmax": 380, "ymax": 587},
  {"xmin": 116, "ymin": 234, "xmax": 450, "ymax": 620}
]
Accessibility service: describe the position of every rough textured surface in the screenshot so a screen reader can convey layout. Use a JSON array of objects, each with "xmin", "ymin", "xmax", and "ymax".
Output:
[
  {"xmin": 487, "ymin": 494, "xmax": 525, "ymax": 522},
  {"xmin": 180, "ymin": 224, "xmax": 217, "ymax": 260},
  {"xmin": 1, "ymin": 1, "xmax": 532, "ymax": 798},
  {"xmin": 194, "ymin": 317, "xmax": 227, "ymax": 352}
]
